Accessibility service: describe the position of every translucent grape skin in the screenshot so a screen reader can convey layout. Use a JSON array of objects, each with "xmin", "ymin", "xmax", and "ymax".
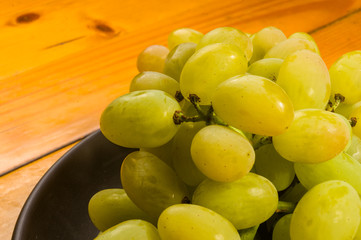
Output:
[
  {"xmin": 163, "ymin": 42, "xmax": 197, "ymax": 81},
  {"xmin": 180, "ymin": 43, "xmax": 248, "ymax": 105},
  {"xmin": 247, "ymin": 58, "xmax": 284, "ymax": 82},
  {"xmin": 272, "ymin": 214, "xmax": 292, "ymax": 240},
  {"xmin": 190, "ymin": 125, "xmax": 255, "ymax": 182},
  {"xmin": 196, "ymin": 26, "xmax": 253, "ymax": 61},
  {"xmin": 264, "ymin": 38, "xmax": 319, "ymax": 59},
  {"xmin": 294, "ymin": 152, "xmax": 361, "ymax": 195},
  {"xmin": 157, "ymin": 204, "xmax": 241, "ymax": 240},
  {"xmin": 120, "ymin": 151, "xmax": 189, "ymax": 219},
  {"xmin": 171, "ymin": 121, "xmax": 207, "ymax": 187},
  {"xmin": 290, "ymin": 180, "xmax": 361, "ymax": 240},
  {"xmin": 254, "ymin": 144, "xmax": 295, "ymax": 191},
  {"xmin": 167, "ymin": 28, "xmax": 203, "ymax": 50},
  {"xmin": 192, "ymin": 173, "xmax": 278, "ymax": 230},
  {"xmin": 346, "ymin": 134, "xmax": 361, "ymax": 163},
  {"xmin": 136, "ymin": 45, "xmax": 169, "ymax": 73},
  {"xmin": 88, "ymin": 189, "xmax": 154, "ymax": 232},
  {"xmin": 95, "ymin": 220, "xmax": 161, "ymax": 240},
  {"xmin": 273, "ymin": 109, "xmax": 351, "ymax": 163},
  {"xmin": 212, "ymin": 74, "xmax": 294, "ymax": 136},
  {"xmin": 329, "ymin": 50, "xmax": 361, "ymax": 104},
  {"xmin": 276, "ymin": 49, "xmax": 331, "ymax": 110},
  {"xmin": 288, "ymin": 32, "xmax": 320, "ymax": 55},
  {"xmin": 249, "ymin": 26, "xmax": 287, "ymax": 64},
  {"xmin": 129, "ymin": 71, "xmax": 180, "ymax": 98},
  {"xmin": 100, "ymin": 90, "xmax": 180, "ymax": 148},
  {"xmin": 140, "ymin": 139, "xmax": 174, "ymax": 167}
]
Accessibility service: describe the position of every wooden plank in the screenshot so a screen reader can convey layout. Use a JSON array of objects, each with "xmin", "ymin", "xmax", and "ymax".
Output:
[
  {"xmin": 1, "ymin": 0, "xmax": 361, "ymax": 174},
  {"xmin": 0, "ymin": 142, "xmax": 77, "ymax": 240}
]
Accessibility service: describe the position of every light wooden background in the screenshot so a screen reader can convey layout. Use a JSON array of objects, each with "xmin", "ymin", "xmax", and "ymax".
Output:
[{"xmin": 1, "ymin": 0, "xmax": 361, "ymax": 239}]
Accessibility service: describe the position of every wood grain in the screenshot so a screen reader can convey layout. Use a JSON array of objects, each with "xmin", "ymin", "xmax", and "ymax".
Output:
[
  {"xmin": 0, "ymin": 142, "xmax": 77, "ymax": 240},
  {"xmin": 1, "ymin": 0, "xmax": 361, "ymax": 175}
]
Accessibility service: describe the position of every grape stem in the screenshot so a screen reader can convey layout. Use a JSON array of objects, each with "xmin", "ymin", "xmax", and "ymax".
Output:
[
  {"xmin": 173, "ymin": 94, "xmax": 246, "ymax": 136},
  {"xmin": 276, "ymin": 201, "xmax": 296, "ymax": 213},
  {"xmin": 326, "ymin": 93, "xmax": 345, "ymax": 112},
  {"xmin": 252, "ymin": 136, "xmax": 272, "ymax": 151}
]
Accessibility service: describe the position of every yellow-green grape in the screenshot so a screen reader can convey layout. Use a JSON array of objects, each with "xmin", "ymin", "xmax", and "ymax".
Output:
[
  {"xmin": 88, "ymin": 189, "xmax": 154, "ymax": 232},
  {"xmin": 294, "ymin": 152, "xmax": 361, "ymax": 195},
  {"xmin": 196, "ymin": 27, "xmax": 253, "ymax": 61},
  {"xmin": 290, "ymin": 180, "xmax": 361, "ymax": 240},
  {"xmin": 350, "ymin": 104, "xmax": 361, "ymax": 139},
  {"xmin": 288, "ymin": 32, "xmax": 320, "ymax": 55},
  {"xmin": 279, "ymin": 182, "xmax": 307, "ymax": 204},
  {"xmin": 95, "ymin": 220, "xmax": 161, "ymax": 240},
  {"xmin": 329, "ymin": 51, "xmax": 361, "ymax": 104},
  {"xmin": 192, "ymin": 173, "xmax": 278, "ymax": 230},
  {"xmin": 100, "ymin": 90, "xmax": 180, "ymax": 148},
  {"xmin": 247, "ymin": 58, "xmax": 284, "ymax": 81},
  {"xmin": 190, "ymin": 125, "xmax": 255, "ymax": 182},
  {"xmin": 335, "ymin": 100, "xmax": 361, "ymax": 118},
  {"xmin": 254, "ymin": 144, "xmax": 295, "ymax": 191},
  {"xmin": 180, "ymin": 43, "xmax": 247, "ymax": 105},
  {"xmin": 276, "ymin": 49, "xmax": 331, "ymax": 110},
  {"xmin": 346, "ymin": 134, "xmax": 361, "ymax": 163},
  {"xmin": 129, "ymin": 71, "xmax": 180, "ymax": 98},
  {"xmin": 264, "ymin": 38, "xmax": 319, "ymax": 59},
  {"xmin": 157, "ymin": 204, "xmax": 241, "ymax": 240},
  {"xmin": 136, "ymin": 45, "xmax": 169, "ymax": 73},
  {"xmin": 249, "ymin": 26, "xmax": 287, "ymax": 63},
  {"xmin": 272, "ymin": 214, "xmax": 292, "ymax": 240},
  {"xmin": 212, "ymin": 74, "xmax": 294, "ymax": 136},
  {"xmin": 120, "ymin": 151, "xmax": 189, "ymax": 219},
  {"xmin": 355, "ymin": 222, "xmax": 361, "ymax": 240},
  {"xmin": 167, "ymin": 28, "xmax": 203, "ymax": 50},
  {"xmin": 273, "ymin": 109, "xmax": 351, "ymax": 163},
  {"xmin": 140, "ymin": 139, "xmax": 174, "ymax": 167},
  {"xmin": 163, "ymin": 42, "xmax": 197, "ymax": 81},
  {"xmin": 171, "ymin": 121, "xmax": 207, "ymax": 186}
]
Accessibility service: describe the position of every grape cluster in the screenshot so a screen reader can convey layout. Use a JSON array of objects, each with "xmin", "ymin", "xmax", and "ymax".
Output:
[{"xmin": 91, "ymin": 26, "xmax": 361, "ymax": 240}]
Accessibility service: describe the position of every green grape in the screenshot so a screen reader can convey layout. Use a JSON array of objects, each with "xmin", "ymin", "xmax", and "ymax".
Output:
[
  {"xmin": 192, "ymin": 173, "xmax": 278, "ymax": 229},
  {"xmin": 272, "ymin": 214, "xmax": 292, "ymax": 240},
  {"xmin": 288, "ymin": 32, "xmax": 320, "ymax": 54},
  {"xmin": 238, "ymin": 225, "xmax": 259, "ymax": 240},
  {"xmin": 294, "ymin": 152, "xmax": 361, "ymax": 195},
  {"xmin": 163, "ymin": 42, "xmax": 197, "ymax": 81},
  {"xmin": 140, "ymin": 138, "xmax": 174, "ymax": 167},
  {"xmin": 136, "ymin": 45, "xmax": 169, "ymax": 73},
  {"xmin": 100, "ymin": 90, "xmax": 180, "ymax": 148},
  {"xmin": 329, "ymin": 50, "xmax": 361, "ymax": 104},
  {"xmin": 290, "ymin": 180, "xmax": 361, "ymax": 240},
  {"xmin": 120, "ymin": 151, "xmax": 189, "ymax": 218},
  {"xmin": 249, "ymin": 26, "xmax": 287, "ymax": 63},
  {"xmin": 355, "ymin": 222, "xmax": 361, "ymax": 240},
  {"xmin": 171, "ymin": 121, "xmax": 207, "ymax": 186},
  {"xmin": 255, "ymin": 144, "xmax": 295, "ymax": 191},
  {"xmin": 280, "ymin": 182, "xmax": 307, "ymax": 203},
  {"xmin": 180, "ymin": 43, "xmax": 248, "ymax": 105},
  {"xmin": 129, "ymin": 71, "xmax": 180, "ymax": 98},
  {"xmin": 196, "ymin": 27, "xmax": 253, "ymax": 61},
  {"xmin": 335, "ymin": 100, "xmax": 361, "ymax": 118},
  {"xmin": 88, "ymin": 189, "xmax": 154, "ymax": 232},
  {"xmin": 273, "ymin": 109, "xmax": 351, "ymax": 163},
  {"xmin": 157, "ymin": 204, "xmax": 241, "ymax": 240},
  {"xmin": 350, "ymin": 104, "xmax": 361, "ymax": 139},
  {"xmin": 167, "ymin": 28, "xmax": 203, "ymax": 50},
  {"xmin": 95, "ymin": 219, "xmax": 161, "ymax": 240},
  {"xmin": 346, "ymin": 134, "xmax": 361, "ymax": 163},
  {"xmin": 276, "ymin": 49, "xmax": 331, "ymax": 110},
  {"xmin": 264, "ymin": 38, "xmax": 319, "ymax": 59},
  {"xmin": 212, "ymin": 74, "xmax": 294, "ymax": 136},
  {"xmin": 247, "ymin": 58, "xmax": 284, "ymax": 82},
  {"xmin": 190, "ymin": 125, "xmax": 255, "ymax": 182}
]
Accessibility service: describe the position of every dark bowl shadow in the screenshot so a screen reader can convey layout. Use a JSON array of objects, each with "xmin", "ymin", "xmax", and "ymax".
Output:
[{"xmin": 12, "ymin": 130, "xmax": 135, "ymax": 240}]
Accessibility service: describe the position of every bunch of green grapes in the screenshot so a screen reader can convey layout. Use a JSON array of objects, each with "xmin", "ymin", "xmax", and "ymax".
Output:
[{"xmin": 89, "ymin": 26, "xmax": 361, "ymax": 239}]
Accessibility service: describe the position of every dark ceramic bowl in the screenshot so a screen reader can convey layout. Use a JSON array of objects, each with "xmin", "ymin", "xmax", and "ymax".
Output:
[{"xmin": 12, "ymin": 130, "xmax": 134, "ymax": 240}]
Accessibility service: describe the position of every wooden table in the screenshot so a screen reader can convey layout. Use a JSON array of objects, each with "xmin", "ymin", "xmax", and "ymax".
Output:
[{"xmin": 1, "ymin": 0, "xmax": 361, "ymax": 239}]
